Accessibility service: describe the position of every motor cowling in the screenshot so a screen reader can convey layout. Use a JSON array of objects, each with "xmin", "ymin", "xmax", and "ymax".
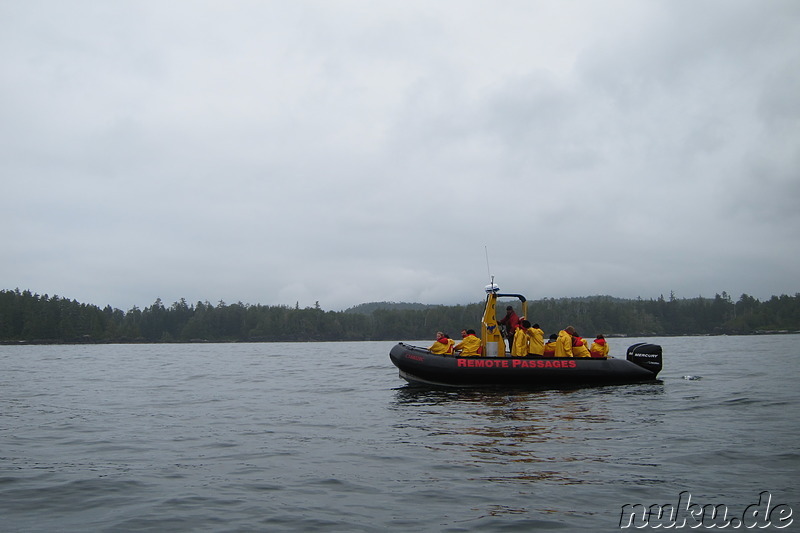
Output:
[{"xmin": 626, "ymin": 342, "xmax": 663, "ymax": 376}]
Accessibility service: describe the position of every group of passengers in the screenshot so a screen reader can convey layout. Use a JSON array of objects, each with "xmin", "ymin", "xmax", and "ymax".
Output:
[
  {"xmin": 429, "ymin": 305, "xmax": 610, "ymax": 358},
  {"xmin": 548, "ymin": 326, "xmax": 609, "ymax": 358},
  {"xmin": 428, "ymin": 329, "xmax": 482, "ymax": 356}
]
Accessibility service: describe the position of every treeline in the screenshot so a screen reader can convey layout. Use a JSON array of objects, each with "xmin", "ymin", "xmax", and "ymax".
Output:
[{"xmin": 1, "ymin": 288, "xmax": 799, "ymax": 344}]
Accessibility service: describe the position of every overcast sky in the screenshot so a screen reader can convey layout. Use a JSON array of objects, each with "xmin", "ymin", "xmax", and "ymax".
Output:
[{"xmin": 2, "ymin": 0, "xmax": 799, "ymax": 312}]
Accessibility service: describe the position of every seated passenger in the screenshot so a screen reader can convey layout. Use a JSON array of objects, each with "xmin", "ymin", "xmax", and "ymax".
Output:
[
  {"xmin": 572, "ymin": 333, "xmax": 592, "ymax": 358},
  {"xmin": 543, "ymin": 333, "xmax": 557, "ymax": 356},
  {"xmin": 512, "ymin": 322, "xmax": 529, "ymax": 356},
  {"xmin": 527, "ymin": 322, "xmax": 545, "ymax": 356},
  {"xmin": 444, "ymin": 333, "xmax": 455, "ymax": 354},
  {"xmin": 590, "ymin": 334, "xmax": 609, "ymax": 358},
  {"xmin": 454, "ymin": 329, "xmax": 481, "ymax": 356},
  {"xmin": 555, "ymin": 326, "xmax": 576, "ymax": 357},
  {"xmin": 429, "ymin": 331, "xmax": 452, "ymax": 354}
]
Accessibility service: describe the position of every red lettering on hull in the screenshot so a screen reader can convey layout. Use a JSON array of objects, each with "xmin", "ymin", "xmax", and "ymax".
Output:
[
  {"xmin": 457, "ymin": 358, "xmax": 578, "ymax": 368},
  {"xmin": 455, "ymin": 359, "xmax": 512, "ymax": 368}
]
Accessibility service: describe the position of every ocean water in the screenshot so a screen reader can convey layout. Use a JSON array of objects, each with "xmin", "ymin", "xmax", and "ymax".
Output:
[{"xmin": 1, "ymin": 335, "xmax": 798, "ymax": 532}]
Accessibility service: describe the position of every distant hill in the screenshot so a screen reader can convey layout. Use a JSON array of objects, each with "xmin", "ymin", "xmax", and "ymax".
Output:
[
  {"xmin": 3, "ymin": 288, "xmax": 798, "ymax": 343},
  {"xmin": 542, "ymin": 295, "xmax": 634, "ymax": 303},
  {"xmin": 344, "ymin": 295, "xmax": 627, "ymax": 314},
  {"xmin": 344, "ymin": 301, "xmax": 444, "ymax": 314}
]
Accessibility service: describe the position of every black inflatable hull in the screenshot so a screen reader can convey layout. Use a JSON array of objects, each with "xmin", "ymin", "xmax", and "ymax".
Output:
[{"xmin": 389, "ymin": 342, "xmax": 662, "ymax": 388}]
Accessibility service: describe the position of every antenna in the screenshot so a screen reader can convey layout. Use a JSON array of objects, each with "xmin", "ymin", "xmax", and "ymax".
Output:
[{"xmin": 484, "ymin": 246, "xmax": 499, "ymax": 293}]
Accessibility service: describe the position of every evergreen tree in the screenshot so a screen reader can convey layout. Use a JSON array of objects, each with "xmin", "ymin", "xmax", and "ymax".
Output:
[{"xmin": 2, "ymin": 288, "xmax": 799, "ymax": 343}]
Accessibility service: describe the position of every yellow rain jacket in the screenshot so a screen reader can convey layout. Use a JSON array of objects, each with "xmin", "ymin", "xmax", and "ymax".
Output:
[
  {"xmin": 455, "ymin": 334, "xmax": 481, "ymax": 356},
  {"xmin": 527, "ymin": 327, "xmax": 545, "ymax": 356},
  {"xmin": 555, "ymin": 330, "xmax": 574, "ymax": 358},
  {"xmin": 543, "ymin": 340, "xmax": 556, "ymax": 357},
  {"xmin": 572, "ymin": 337, "xmax": 592, "ymax": 358},
  {"xmin": 590, "ymin": 338, "xmax": 609, "ymax": 358},
  {"xmin": 429, "ymin": 339, "xmax": 450, "ymax": 354},
  {"xmin": 512, "ymin": 327, "xmax": 529, "ymax": 356}
]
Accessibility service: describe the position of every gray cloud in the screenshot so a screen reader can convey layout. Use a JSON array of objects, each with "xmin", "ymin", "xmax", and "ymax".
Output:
[{"xmin": 2, "ymin": 1, "xmax": 798, "ymax": 311}]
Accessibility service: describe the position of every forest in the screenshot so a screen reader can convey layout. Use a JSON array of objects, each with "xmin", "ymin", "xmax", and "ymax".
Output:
[{"xmin": 1, "ymin": 288, "xmax": 799, "ymax": 344}]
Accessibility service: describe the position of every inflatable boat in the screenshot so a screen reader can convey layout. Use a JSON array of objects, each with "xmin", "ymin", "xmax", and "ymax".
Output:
[{"xmin": 389, "ymin": 282, "xmax": 662, "ymax": 388}]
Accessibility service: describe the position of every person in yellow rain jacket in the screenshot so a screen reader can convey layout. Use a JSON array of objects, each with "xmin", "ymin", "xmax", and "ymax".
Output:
[
  {"xmin": 512, "ymin": 322, "xmax": 529, "ymax": 356},
  {"xmin": 454, "ymin": 329, "xmax": 482, "ymax": 356},
  {"xmin": 590, "ymin": 334, "xmax": 610, "ymax": 358},
  {"xmin": 555, "ymin": 326, "xmax": 576, "ymax": 357},
  {"xmin": 543, "ymin": 334, "xmax": 557, "ymax": 356},
  {"xmin": 527, "ymin": 322, "xmax": 545, "ymax": 356},
  {"xmin": 444, "ymin": 334, "xmax": 455, "ymax": 354},
  {"xmin": 572, "ymin": 333, "xmax": 592, "ymax": 358},
  {"xmin": 429, "ymin": 332, "xmax": 453, "ymax": 354}
]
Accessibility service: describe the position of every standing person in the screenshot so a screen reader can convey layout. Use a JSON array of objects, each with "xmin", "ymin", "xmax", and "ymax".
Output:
[
  {"xmin": 555, "ymin": 326, "xmax": 576, "ymax": 358},
  {"xmin": 454, "ymin": 329, "xmax": 482, "ymax": 356},
  {"xmin": 498, "ymin": 305, "xmax": 520, "ymax": 353},
  {"xmin": 590, "ymin": 334, "xmax": 609, "ymax": 358},
  {"xmin": 512, "ymin": 322, "xmax": 529, "ymax": 356},
  {"xmin": 527, "ymin": 322, "xmax": 545, "ymax": 356}
]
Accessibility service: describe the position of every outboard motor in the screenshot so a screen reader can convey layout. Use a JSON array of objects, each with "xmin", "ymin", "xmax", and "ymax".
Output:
[{"xmin": 626, "ymin": 342, "xmax": 663, "ymax": 376}]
